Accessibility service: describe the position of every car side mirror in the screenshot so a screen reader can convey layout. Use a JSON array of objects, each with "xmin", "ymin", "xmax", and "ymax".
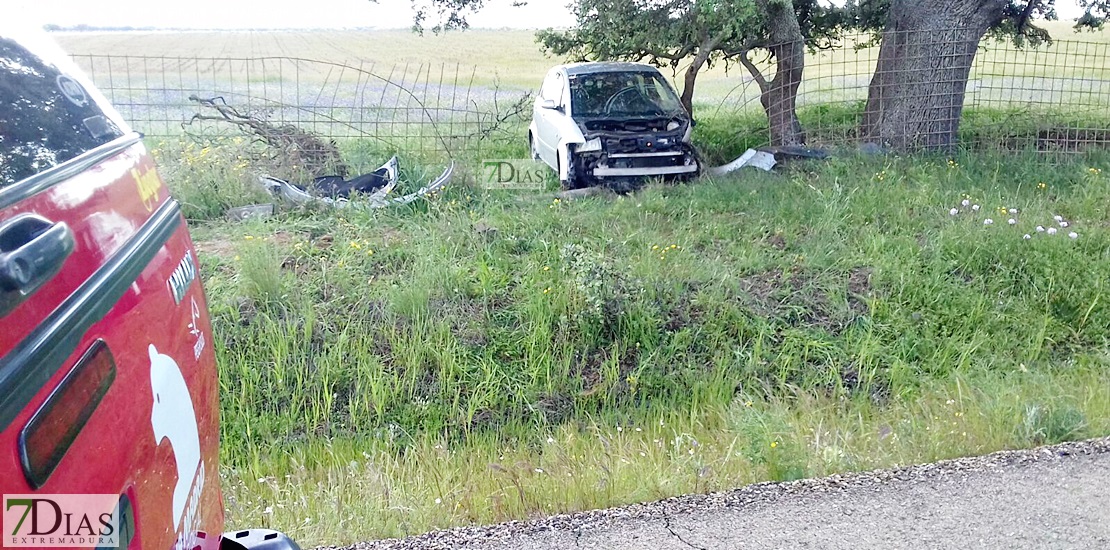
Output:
[
  {"xmin": 691, "ymin": 119, "xmax": 698, "ymax": 127},
  {"xmin": 540, "ymin": 99, "xmax": 561, "ymax": 111}
]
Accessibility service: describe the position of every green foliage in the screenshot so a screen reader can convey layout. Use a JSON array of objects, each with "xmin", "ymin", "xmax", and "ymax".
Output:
[
  {"xmin": 153, "ymin": 137, "xmax": 273, "ymax": 221},
  {"xmin": 534, "ymin": 0, "xmax": 847, "ymax": 110},
  {"xmin": 842, "ymin": 0, "xmax": 1110, "ymax": 44},
  {"xmin": 1018, "ymin": 402, "xmax": 1087, "ymax": 445},
  {"xmin": 199, "ymin": 144, "xmax": 1110, "ymax": 543},
  {"xmin": 535, "ymin": 0, "xmax": 763, "ymax": 65}
]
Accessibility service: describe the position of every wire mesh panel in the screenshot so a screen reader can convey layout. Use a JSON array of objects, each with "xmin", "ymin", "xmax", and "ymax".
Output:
[
  {"xmin": 720, "ymin": 32, "xmax": 1110, "ymax": 153},
  {"xmin": 69, "ymin": 55, "xmax": 532, "ymax": 161}
]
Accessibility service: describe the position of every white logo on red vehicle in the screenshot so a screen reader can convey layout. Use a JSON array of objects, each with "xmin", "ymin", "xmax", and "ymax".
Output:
[
  {"xmin": 187, "ymin": 298, "xmax": 206, "ymax": 361},
  {"xmin": 149, "ymin": 345, "xmax": 205, "ymax": 548},
  {"xmin": 167, "ymin": 251, "xmax": 197, "ymax": 305}
]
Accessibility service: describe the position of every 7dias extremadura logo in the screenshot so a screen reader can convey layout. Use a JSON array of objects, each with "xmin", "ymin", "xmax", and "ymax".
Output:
[{"xmin": 4, "ymin": 494, "xmax": 119, "ymax": 548}]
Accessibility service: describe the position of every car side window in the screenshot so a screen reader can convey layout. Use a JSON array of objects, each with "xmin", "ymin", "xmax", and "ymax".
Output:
[
  {"xmin": 541, "ymin": 72, "xmax": 564, "ymax": 106},
  {"xmin": 0, "ymin": 35, "xmax": 125, "ymax": 189}
]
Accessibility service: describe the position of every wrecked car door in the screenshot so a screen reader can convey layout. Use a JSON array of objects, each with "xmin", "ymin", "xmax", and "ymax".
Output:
[{"xmin": 533, "ymin": 69, "xmax": 567, "ymax": 168}]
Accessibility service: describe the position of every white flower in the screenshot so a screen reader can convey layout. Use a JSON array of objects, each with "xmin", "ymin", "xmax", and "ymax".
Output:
[
  {"xmin": 950, "ymin": 208, "xmax": 959, "ymax": 216},
  {"xmin": 962, "ymin": 199, "xmax": 971, "ymax": 206},
  {"xmin": 535, "ymin": 468, "xmax": 544, "ymax": 474},
  {"xmin": 1009, "ymin": 208, "xmax": 1018, "ymax": 214},
  {"xmin": 435, "ymin": 498, "xmax": 442, "ymax": 504},
  {"xmin": 547, "ymin": 436, "xmax": 555, "ymax": 444},
  {"xmin": 1054, "ymin": 215, "xmax": 1063, "ymax": 222},
  {"xmin": 1008, "ymin": 218, "xmax": 1017, "ymax": 225},
  {"xmin": 1059, "ymin": 221, "xmax": 1069, "ymax": 228},
  {"xmin": 616, "ymin": 426, "xmax": 623, "ymax": 432},
  {"xmin": 1047, "ymin": 227, "xmax": 1058, "ymax": 235},
  {"xmin": 1023, "ymin": 234, "xmax": 1032, "ymax": 240},
  {"xmin": 1069, "ymin": 232, "xmax": 1078, "ymax": 239},
  {"xmin": 983, "ymin": 219, "xmax": 994, "ymax": 225},
  {"xmin": 264, "ymin": 506, "xmax": 273, "ymax": 515},
  {"xmin": 1036, "ymin": 226, "xmax": 1045, "ymax": 232},
  {"xmin": 972, "ymin": 204, "xmax": 981, "ymax": 211}
]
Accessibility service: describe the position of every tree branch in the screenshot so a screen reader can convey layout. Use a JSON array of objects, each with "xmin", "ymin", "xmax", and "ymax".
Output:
[{"xmin": 738, "ymin": 49, "xmax": 770, "ymax": 93}]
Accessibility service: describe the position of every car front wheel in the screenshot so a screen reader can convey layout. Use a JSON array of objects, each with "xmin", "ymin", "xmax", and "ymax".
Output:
[
  {"xmin": 559, "ymin": 152, "xmax": 587, "ymax": 190},
  {"xmin": 529, "ymin": 133, "xmax": 541, "ymax": 162}
]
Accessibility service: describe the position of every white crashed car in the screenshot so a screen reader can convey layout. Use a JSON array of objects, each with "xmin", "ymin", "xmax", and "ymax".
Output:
[{"xmin": 528, "ymin": 62, "xmax": 699, "ymax": 190}]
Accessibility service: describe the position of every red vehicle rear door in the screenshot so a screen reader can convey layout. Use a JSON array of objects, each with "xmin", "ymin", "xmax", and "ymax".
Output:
[{"xmin": 1, "ymin": 25, "xmax": 222, "ymax": 550}]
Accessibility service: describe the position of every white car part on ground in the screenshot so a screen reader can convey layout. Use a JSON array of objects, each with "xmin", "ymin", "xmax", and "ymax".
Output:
[
  {"xmin": 258, "ymin": 157, "xmax": 454, "ymax": 209},
  {"xmin": 708, "ymin": 149, "xmax": 777, "ymax": 176}
]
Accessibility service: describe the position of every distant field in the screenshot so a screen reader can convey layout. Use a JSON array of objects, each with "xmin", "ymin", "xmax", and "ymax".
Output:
[
  {"xmin": 53, "ymin": 22, "xmax": 1110, "ymax": 103},
  {"xmin": 53, "ymin": 30, "xmax": 557, "ymax": 89}
]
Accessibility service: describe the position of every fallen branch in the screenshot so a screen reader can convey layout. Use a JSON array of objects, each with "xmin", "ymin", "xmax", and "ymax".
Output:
[{"xmin": 185, "ymin": 95, "xmax": 349, "ymax": 177}]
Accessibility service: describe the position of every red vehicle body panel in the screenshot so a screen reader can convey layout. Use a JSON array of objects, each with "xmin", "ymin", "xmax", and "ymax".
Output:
[{"xmin": 1, "ymin": 25, "xmax": 223, "ymax": 550}]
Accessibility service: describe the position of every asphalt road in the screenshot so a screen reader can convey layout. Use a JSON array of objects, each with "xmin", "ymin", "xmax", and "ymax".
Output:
[{"xmin": 341, "ymin": 438, "xmax": 1110, "ymax": 550}]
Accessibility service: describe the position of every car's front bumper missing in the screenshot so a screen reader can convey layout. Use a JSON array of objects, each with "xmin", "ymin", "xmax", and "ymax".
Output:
[{"xmin": 573, "ymin": 144, "xmax": 699, "ymax": 185}]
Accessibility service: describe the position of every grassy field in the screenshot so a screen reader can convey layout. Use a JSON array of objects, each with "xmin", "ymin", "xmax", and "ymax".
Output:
[
  {"xmin": 153, "ymin": 129, "xmax": 1110, "ymax": 544},
  {"xmin": 61, "ymin": 25, "xmax": 1110, "ymax": 546}
]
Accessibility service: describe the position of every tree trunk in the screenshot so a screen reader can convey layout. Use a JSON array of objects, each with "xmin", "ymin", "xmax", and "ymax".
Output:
[
  {"xmin": 758, "ymin": 0, "xmax": 806, "ymax": 147},
  {"xmin": 860, "ymin": 0, "xmax": 1007, "ymax": 151},
  {"xmin": 680, "ymin": 52, "xmax": 707, "ymax": 115},
  {"xmin": 679, "ymin": 37, "xmax": 720, "ymax": 115}
]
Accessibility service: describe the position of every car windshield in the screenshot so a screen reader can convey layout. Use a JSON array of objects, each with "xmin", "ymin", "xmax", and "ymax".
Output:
[{"xmin": 569, "ymin": 70, "xmax": 683, "ymax": 118}]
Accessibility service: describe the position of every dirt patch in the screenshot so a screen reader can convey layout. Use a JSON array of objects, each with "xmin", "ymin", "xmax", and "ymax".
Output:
[
  {"xmin": 662, "ymin": 284, "xmax": 708, "ymax": 334},
  {"xmin": 736, "ymin": 266, "xmax": 873, "ymax": 334},
  {"xmin": 534, "ymin": 392, "xmax": 574, "ymax": 425},
  {"xmin": 429, "ymin": 296, "xmax": 491, "ymax": 349},
  {"xmin": 193, "ymin": 237, "xmax": 238, "ymax": 259},
  {"xmin": 195, "ymin": 231, "xmax": 304, "ymax": 261},
  {"xmin": 573, "ymin": 345, "xmax": 640, "ymax": 401},
  {"xmin": 846, "ymin": 267, "xmax": 873, "ymax": 317},
  {"xmin": 766, "ymin": 233, "xmax": 788, "ymax": 251}
]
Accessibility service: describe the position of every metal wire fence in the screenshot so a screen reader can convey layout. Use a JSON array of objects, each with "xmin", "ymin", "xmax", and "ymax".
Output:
[
  {"xmin": 718, "ymin": 31, "xmax": 1110, "ymax": 153},
  {"xmin": 70, "ymin": 55, "xmax": 532, "ymax": 161},
  {"xmin": 70, "ymin": 32, "xmax": 1110, "ymax": 160}
]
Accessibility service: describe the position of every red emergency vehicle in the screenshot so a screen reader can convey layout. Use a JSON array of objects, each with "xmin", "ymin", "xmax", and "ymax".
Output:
[{"xmin": 1, "ymin": 22, "xmax": 298, "ymax": 550}]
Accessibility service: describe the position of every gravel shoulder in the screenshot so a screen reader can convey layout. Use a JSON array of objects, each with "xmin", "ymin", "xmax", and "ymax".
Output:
[{"xmin": 334, "ymin": 438, "xmax": 1110, "ymax": 550}]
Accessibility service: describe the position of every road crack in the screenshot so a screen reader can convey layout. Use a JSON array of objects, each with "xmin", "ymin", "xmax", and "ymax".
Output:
[{"xmin": 662, "ymin": 508, "xmax": 708, "ymax": 550}]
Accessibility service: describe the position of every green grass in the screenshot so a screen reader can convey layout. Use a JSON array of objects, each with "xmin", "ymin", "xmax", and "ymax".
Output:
[{"xmin": 159, "ymin": 128, "xmax": 1110, "ymax": 544}]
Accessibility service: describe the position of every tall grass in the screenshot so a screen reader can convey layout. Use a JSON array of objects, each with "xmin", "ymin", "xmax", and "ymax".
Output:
[{"xmin": 160, "ymin": 117, "xmax": 1110, "ymax": 545}]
